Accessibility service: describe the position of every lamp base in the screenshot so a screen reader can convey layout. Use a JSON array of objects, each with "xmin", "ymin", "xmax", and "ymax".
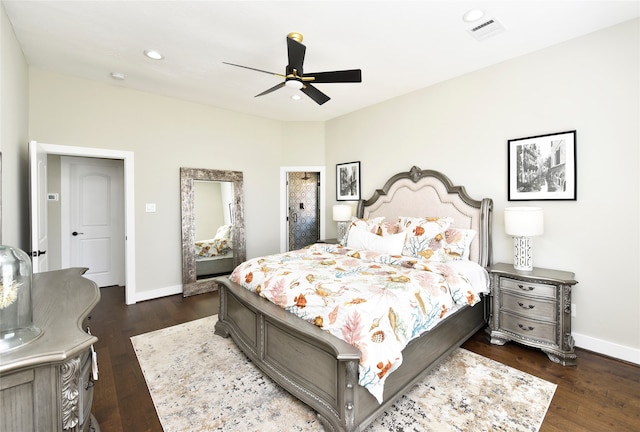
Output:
[
  {"xmin": 513, "ymin": 236, "xmax": 533, "ymax": 271},
  {"xmin": 337, "ymin": 221, "xmax": 349, "ymax": 244}
]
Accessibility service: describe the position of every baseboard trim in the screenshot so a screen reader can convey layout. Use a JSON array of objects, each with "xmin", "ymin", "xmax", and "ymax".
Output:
[
  {"xmin": 135, "ymin": 284, "xmax": 182, "ymax": 303},
  {"xmin": 574, "ymin": 332, "xmax": 640, "ymax": 365}
]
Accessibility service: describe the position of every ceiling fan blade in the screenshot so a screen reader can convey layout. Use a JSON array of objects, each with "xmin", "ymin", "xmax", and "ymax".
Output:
[
  {"xmin": 287, "ymin": 36, "xmax": 306, "ymax": 74},
  {"xmin": 305, "ymin": 69, "xmax": 362, "ymax": 83},
  {"xmin": 223, "ymin": 62, "xmax": 284, "ymax": 78},
  {"xmin": 301, "ymin": 84, "xmax": 330, "ymax": 105},
  {"xmin": 255, "ymin": 82, "xmax": 286, "ymax": 97}
]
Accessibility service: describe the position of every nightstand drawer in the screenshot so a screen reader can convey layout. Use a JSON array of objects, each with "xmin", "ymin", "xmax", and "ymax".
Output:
[
  {"xmin": 500, "ymin": 291, "xmax": 556, "ymax": 321},
  {"xmin": 500, "ymin": 311, "xmax": 556, "ymax": 344},
  {"xmin": 500, "ymin": 277, "xmax": 556, "ymax": 299}
]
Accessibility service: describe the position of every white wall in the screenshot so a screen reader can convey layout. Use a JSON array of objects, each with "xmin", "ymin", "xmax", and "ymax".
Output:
[
  {"xmin": 325, "ymin": 19, "xmax": 640, "ymax": 362},
  {"xmin": 0, "ymin": 3, "xmax": 29, "ymax": 247},
  {"xmin": 26, "ymin": 69, "xmax": 325, "ymax": 300},
  {"xmin": 281, "ymin": 121, "xmax": 326, "ymax": 165}
]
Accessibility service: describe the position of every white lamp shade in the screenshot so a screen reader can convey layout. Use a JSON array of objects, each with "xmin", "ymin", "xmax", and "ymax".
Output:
[
  {"xmin": 504, "ymin": 207, "xmax": 544, "ymax": 237},
  {"xmin": 332, "ymin": 205, "xmax": 352, "ymax": 222}
]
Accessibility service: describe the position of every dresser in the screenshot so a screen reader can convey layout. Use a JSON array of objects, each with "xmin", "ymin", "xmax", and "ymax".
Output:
[
  {"xmin": 487, "ymin": 262, "xmax": 578, "ymax": 366},
  {"xmin": 0, "ymin": 268, "xmax": 101, "ymax": 431}
]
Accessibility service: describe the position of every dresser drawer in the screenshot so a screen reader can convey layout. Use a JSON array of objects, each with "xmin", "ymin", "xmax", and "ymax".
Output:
[
  {"xmin": 500, "ymin": 291, "xmax": 556, "ymax": 321},
  {"xmin": 499, "ymin": 311, "xmax": 557, "ymax": 344},
  {"xmin": 500, "ymin": 277, "xmax": 556, "ymax": 299}
]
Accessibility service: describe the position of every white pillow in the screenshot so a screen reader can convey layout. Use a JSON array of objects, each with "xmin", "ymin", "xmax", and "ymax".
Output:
[
  {"xmin": 341, "ymin": 216, "xmax": 386, "ymax": 246},
  {"xmin": 214, "ymin": 224, "xmax": 232, "ymax": 240},
  {"xmin": 346, "ymin": 228, "xmax": 406, "ymax": 255}
]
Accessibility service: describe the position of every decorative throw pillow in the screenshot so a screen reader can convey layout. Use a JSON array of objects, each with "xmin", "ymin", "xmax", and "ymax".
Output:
[
  {"xmin": 398, "ymin": 216, "xmax": 453, "ymax": 259},
  {"xmin": 421, "ymin": 228, "xmax": 476, "ymax": 262},
  {"xmin": 340, "ymin": 216, "xmax": 385, "ymax": 245},
  {"xmin": 346, "ymin": 228, "xmax": 406, "ymax": 255},
  {"xmin": 446, "ymin": 228, "xmax": 476, "ymax": 260},
  {"xmin": 376, "ymin": 220, "xmax": 402, "ymax": 237}
]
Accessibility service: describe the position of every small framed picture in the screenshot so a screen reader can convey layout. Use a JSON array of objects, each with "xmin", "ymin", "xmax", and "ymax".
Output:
[
  {"xmin": 336, "ymin": 161, "xmax": 361, "ymax": 201},
  {"xmin": 508, "ymin": 130, "xmax": 577, "ymax": 201}
]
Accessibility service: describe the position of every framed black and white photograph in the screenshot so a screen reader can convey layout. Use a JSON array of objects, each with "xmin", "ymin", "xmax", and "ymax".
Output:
[
  {"xmin": 508, "ymin": 130, "xmax": 577, "ymax": 201},
  {"xmin": 336, "ymin": 161, "xmax": 361, "ymax": 201}
]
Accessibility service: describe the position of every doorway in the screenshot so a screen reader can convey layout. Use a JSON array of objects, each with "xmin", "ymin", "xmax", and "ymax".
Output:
[
  {"xmin": 29, "ymin": 141, "xmax": 137, "ymax": 304},
  {"xmin": 287, "ymin": 171, "xmax": 320, "ymax": 250},
  {"xmin": 60, "ymin": 156, "xmax": 125, "ymax": 287},
  {"xmin": 280, "ymin": 166, "xmax": 326, "ymax": 252}
]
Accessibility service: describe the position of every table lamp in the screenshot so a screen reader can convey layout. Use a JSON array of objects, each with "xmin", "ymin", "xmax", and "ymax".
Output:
[
  {"xmin": 332, "ymin": 205, "xmax": 352, "ymax": 243},
  {"xmin": 504, "ymin": 207, "xmax": 544, "ymax": 271}
]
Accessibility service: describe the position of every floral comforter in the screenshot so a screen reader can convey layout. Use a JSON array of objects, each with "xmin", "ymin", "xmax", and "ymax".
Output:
[
  {"xmin": 196, "ymin": 225, "xmax": 233, "ymax": 258},
  {"xmin": 194, "ymin": 238, "xmax": 232, "ymax": 258},
  {"xmin": 229, "ymin": 243, "xmax": 489, "ymax": 403}
]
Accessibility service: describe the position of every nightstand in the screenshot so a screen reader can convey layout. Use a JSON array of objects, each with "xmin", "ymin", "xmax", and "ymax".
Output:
[{"xmin": 487, "ymin": 262, "xmax": 578, "ymax": 365}]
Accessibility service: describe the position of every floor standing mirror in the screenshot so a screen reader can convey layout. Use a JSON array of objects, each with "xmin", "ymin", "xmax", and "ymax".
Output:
[{"xmin": 180, "ymin": 167, "xmax": 245, "ymax": 297}]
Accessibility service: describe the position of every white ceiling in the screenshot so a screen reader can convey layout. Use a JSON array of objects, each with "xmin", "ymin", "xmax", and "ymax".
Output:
[{"xmin": 3, "ymin": 1, "xmax": 639, "ymax": 122}]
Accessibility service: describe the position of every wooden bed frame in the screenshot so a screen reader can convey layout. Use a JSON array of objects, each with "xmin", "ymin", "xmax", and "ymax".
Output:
[
  {"xmin": 196, "ymin": 254, "xmax": 234, "ymax": 278},
  {"xmin": 214, "ymin": 166, "xmax": 493, "ymax": 432}
]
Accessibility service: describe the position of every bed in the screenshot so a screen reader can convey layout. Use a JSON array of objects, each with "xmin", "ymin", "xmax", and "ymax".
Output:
[
  {"xmin": 195, "ymin": 224, "xmax": 235, "ymax": 278},
  {"xmin": 214, "ymin": 166, "xmax": 493, "ymax": 432}
]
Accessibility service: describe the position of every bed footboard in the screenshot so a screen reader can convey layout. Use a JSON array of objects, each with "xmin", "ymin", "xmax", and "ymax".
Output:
[
  {"xmin": 214, "ymin": 276, "xmax": 362, "ymax": 432},
  {"xmin": 214, "ymin": 276, "xmax": 486, "ymax": 432}
]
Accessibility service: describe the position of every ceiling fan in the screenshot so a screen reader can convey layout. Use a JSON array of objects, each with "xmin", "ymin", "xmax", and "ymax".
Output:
[{"xmin": 223, "ymin": 32, "xmax": 362, "ymax": 105}]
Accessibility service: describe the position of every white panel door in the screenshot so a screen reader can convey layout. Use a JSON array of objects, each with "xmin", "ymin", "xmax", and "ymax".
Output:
[
  {"xmin": 29, "ymin": 141, "xmax": 49, "ymax": 272},
  {"xmin": 62, "ymin": 157, "xmax": 124, "ymax": 287}
]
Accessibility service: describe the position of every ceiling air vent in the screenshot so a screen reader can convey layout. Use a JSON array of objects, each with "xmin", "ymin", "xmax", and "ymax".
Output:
[{"xmin": 467, "ymin": 17, "xmax": 506, "ymax": 41}]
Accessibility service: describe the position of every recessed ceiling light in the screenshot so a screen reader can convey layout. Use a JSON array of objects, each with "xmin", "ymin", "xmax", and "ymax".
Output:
[
  {"xmin": 463, "ymin": 9, "xmax": 484, "ymax": 22},
  {"xmin": 291, "ymin": 94, "xmax": 301, "ymax": 101},
  {"xmin": 110, "ymin": 72, "xmax": 125, "ymax": 80},
  {"xmin": 144, "ymin": 49, "xmax": 163, "ymax": 60}
]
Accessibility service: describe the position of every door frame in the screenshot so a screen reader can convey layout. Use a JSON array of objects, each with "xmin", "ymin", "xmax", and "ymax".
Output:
[
  {"xmin": 30, "ymin": 141, "xmax": 136, "ymax": 304},
  {"xmin": 280, "ymin": 166, "xmax": 326, "ymax": 252}
]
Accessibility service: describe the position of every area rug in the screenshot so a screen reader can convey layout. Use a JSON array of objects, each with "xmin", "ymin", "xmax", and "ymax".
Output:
[{"xmin": 131, "ymin": 315, "xmax": 556, "ymax": 432}]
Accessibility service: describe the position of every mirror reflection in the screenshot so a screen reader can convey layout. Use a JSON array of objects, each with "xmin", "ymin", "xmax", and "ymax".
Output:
[
  {"xmin": 181, "ymin": 167, "xmax": 245, "ymax": 297},
  {"xmin": 193, "ymin": 180, "xmax": 235, "ymax": 278}
]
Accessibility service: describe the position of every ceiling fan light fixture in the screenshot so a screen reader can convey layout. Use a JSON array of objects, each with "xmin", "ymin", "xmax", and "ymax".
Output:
[
  {"xmin": 225, "ymin": 32, "xmax": 361, "ymax": 105},
  {"xmin": 144, "ymin": 49, "xmax": 164, "ymax": 60},
  {"xmin": 463, "ymin": 9, "xmax": 484, "ymax": 22},
  {"xmin": 285, "ymin": 79, "xmax": 304, "ymax": 90}
]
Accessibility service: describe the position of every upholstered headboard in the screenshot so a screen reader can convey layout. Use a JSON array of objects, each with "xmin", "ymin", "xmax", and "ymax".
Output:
[{"xmin": 357, "ymin": 166, "xmax": 493, "ymax": 267}]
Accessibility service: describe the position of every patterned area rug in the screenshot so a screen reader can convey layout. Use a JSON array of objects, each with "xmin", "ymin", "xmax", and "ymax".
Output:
[{"xmin": 131, "ymin": 315, "xmax": 556, "ymax": 432}]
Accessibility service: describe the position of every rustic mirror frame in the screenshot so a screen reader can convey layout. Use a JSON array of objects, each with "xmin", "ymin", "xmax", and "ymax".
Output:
[{"xmin": 180, "ymin": 167, "xmax": 245, "ymax": 296}]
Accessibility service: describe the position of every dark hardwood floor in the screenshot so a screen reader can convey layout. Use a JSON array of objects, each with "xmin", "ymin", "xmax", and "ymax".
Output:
[{"xmin": 90, "ymin": 286, "xmax": 640, "ymax": 432}]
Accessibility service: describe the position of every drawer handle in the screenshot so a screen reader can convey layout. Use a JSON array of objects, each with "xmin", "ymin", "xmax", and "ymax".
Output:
[
  {"xmin": 518, "ymin": 302, "xmax": 535, "ymax": 310},
  {"xmin": 518, "ymin": 323, "xmax": 535, "ymax": 331},
  {"xmin": 517, "ymin": 284, "xmax": 534, "ymax": 291}
]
